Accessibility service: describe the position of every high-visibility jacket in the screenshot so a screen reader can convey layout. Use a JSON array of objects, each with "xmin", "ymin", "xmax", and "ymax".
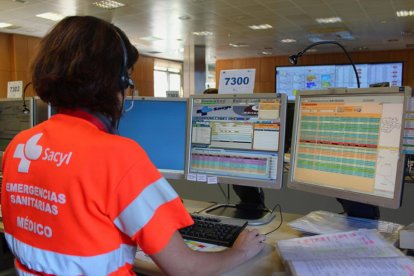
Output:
[{"xmin": 1, "ymin": 112, "xmax": 193, "ymax": 275}]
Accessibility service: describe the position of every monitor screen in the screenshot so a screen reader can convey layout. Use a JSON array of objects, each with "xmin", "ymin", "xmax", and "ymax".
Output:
[
  {"xmin": 33, "ymin": 96, "xmax": 51, "ymax": 125},
  {"xmin": 185, "ymin": 93, "xmax": 287, "ymax": 189},
  {"xmin": 276, "ymin": 62, "xmax": 404, "ymax": 100},
  {"xmin": 118, "ymin": 97, "xmax": 187, "ymax": 179},
  {"xmin": 0, "ymin": 98, "xmax": 33, "ymax": 152},
  {"xmin": 288, "ymin": 87, "xmax": 410, "ymax": 208}
]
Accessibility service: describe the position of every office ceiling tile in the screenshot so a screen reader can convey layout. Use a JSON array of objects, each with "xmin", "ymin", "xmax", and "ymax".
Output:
[{"xmin": 0, "ymin": 0, "xmax": 413, "ymax": 61}]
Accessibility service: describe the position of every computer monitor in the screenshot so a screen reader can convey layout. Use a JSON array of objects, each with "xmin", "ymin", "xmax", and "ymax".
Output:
[
  {"xmin": 185, "ymin": 93, "xmax": 287, "ymax": 225},
  {"xmin": 0, "ymin": 98, "xmax": 33, "ymax": 152},
  {"xmin": 288, "ymin": 87, "xmax": 410, "ymax": 218},
  {"xmin": 32, "ymin": 96, "xmax": 52, "ymax": 125},
  {"xmin": 117, "ymin": 97, "xmax": 187, "ymax": 179},
  {"xmin": 276, "ymin": 62, "xmax": 404, "ymax": 100}
]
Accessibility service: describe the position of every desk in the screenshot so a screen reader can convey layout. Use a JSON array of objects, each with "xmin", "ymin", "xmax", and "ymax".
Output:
[
  {"xmin": 0, "ymin": 200, "xmax": 302, "ymax": 275},
  {"xmin": 134, "ymin": 199, "xmax": 302, "ymax": 276}
]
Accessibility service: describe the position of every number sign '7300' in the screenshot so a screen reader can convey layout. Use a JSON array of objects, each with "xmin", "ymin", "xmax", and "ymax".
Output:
[{"xmin": 218, "ymin": 69, "xmax": 256, "ymax": 94}]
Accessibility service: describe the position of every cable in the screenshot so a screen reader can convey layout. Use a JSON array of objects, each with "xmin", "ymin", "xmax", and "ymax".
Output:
[
  {"xmin": 193, "ymin": 202, "xmax": 219, "ymax": 214},
  {"xmin": 288, "ymin": 41, "xmax": 360, "ymax": 88},
  {"xmin": 22, "ymin": 82, "xmax": 32, "ymax": 114},
  {"xmin": 263, "ymin": 204, "xmax": 283, "ymax": 235},
  {"xmin": 124, "ymin": 89, "xmax": 138, "ymax": 112},
  {"xmin": 217, "ymin": 183, "xmax": 229, "ymax": 204}
]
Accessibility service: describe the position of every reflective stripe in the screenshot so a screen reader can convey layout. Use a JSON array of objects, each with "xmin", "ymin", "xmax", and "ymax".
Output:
[
  {"xmin": 5, "ymin": 233, "xmax": 136, "ymax": 276},
  {"xmin": 114, "ymin": 177, "xmax": 178, "ymax": 237},
  {"xmin": 15, "ymin": 266, "xmax": 36, "ymax": 276}
]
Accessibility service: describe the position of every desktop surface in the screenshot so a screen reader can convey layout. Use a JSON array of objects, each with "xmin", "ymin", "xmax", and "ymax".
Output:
[{"xmin": 133, "ymin": 199, "xmax": 302, "ymax": 276}]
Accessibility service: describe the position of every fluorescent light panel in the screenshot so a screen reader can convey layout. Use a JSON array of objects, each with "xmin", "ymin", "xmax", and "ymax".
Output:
[
  {"xmin": 229, "ymin": 43, "xmax": 248, "ymax": 47},
  {"xmin": 36, "ymin": 12, "xmax": 65, "ymax": 21},
  {"xmin": 93, "ymin": 0, "xmax": 125, "ymax": 9},
  {"xmin": 193, "ymin": 31, "xmax": 213, "ymax": 36},
  {"xmin": 316, "ymin": 17, "xmax": 342, "ymax": 24},
  {"xmin": 0, "ymin": 22, "xmax": 12, "ymax": 28},
  {"xmin": 396, "ymin": 10, "xmax": 414, "ymax": 17},
  {"xmin": 139, "ymin": 36, "xmax": 163, "ymax": 41},
  {"xmin": 248, "ymin": 24, "xmax": 273, "ymax": 30},
  {"xmin": 260, "ymin": 51, "xmax": 272, "ymax": 55},
  {"xmin": 281, "ymin": 38, "xmax": 296, "ymax": 43}
]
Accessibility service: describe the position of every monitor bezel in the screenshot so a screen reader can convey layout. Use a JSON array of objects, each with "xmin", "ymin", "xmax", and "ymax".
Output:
[
  {"xmin": 32, "ymin": 96, "xmax": 51, "ymax": 124},
  {"xmin": 275, "ymin": 61, "xmax": 405, "ymax": 101},
  {"xmin": 121, "ymin": 96, "xmax": 188, "ymax": 180},
  {"xmin": 288, "ymin": 86, "xmax": 411, "ymax": 209},
  {"xmin": 185, "ymin": 93, "xmax": 287, "ymax": 189}
]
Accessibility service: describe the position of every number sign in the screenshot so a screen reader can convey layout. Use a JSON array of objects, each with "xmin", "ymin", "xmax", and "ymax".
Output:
[{"xmin": 218, "ymin": 69, "xmax": 255, "ymax": 94}]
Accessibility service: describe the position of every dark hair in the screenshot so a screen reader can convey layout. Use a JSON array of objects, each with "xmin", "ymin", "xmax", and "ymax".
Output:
[
  {"xmin": 31, "ymin": 16, "xmax": 139, "ymax": 125},
  {"xmin": 203, "ymin": 88, "xmax": 218, "ymax": 94}
]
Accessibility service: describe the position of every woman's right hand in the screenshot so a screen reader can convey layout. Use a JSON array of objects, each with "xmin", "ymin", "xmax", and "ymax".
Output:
[{"xmin": 231, "ymin": 229, "xmax": 266, "ymax": 260}]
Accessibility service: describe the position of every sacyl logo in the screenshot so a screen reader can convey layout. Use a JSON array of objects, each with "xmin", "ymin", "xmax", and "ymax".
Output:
[
  {"xmin": 14, "ymin": 133, "xmax": 43, "ymax": 173},
  {"xmin": 13, "ymin": 133, "xmax": 73, "ymax": 173}
]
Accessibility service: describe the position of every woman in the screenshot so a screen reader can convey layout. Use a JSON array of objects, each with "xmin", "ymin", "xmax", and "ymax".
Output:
[{"xmin": 1, "ymin": 16, "xmax": 265, "ymax": 275}]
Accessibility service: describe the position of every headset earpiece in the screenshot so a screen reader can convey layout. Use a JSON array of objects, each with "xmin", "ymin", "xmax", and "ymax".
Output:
[{"xmin": 114, "ymin": 29, "xmax": 134, "ymax": 91}]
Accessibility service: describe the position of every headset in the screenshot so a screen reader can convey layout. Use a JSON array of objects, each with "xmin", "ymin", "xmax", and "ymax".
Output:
[
  {"xmin": 114, "ymin": 29, "xmax": 135, "ymax": 92},
  {"xmin": 114, "ymin": 28, "xmax": 137, "ymax": 128}
]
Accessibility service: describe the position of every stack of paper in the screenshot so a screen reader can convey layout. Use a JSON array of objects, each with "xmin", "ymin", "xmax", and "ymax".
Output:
[
  {"xmin": 288, "ymin": 210, "xmax": 403, "ymax": 242},
  {"xmin": 276, "ymin": 229, "xmax": 414, "ymax": 276}
]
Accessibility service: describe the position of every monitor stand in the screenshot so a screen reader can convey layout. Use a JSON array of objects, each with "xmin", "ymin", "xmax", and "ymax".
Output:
[
  {"xmin": 204, "ymin": 185, "xmax": 275, "ymax": 226},
  {"xmin": 336, "ymin": 198, "xmax": 380, "ymax": 220}
]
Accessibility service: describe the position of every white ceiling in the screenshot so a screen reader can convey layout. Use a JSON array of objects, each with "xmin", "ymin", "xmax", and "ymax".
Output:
[{"xmin": 0, "ymin": 0, "xmax": 413, "ymax": 63}]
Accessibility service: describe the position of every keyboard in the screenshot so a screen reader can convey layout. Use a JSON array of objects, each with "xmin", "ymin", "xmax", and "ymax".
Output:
[{"xmin": 179, "ymin": 214, "xmax": 248, "ymax": 247}]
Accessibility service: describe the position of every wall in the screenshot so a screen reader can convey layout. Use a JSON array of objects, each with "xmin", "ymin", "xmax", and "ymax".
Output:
[
  {"xmin": 0, "ymin": 32, "xmax": 156, "ymax": 98},
  {"xmin": 216, "ymin": 49, "xmax": 414, "ymax": 92}
]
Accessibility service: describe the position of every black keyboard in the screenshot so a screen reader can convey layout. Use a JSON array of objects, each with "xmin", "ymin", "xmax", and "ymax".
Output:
[{"xmin": 179, "ymin": 214, "xmax": 248, "ymax": 247}]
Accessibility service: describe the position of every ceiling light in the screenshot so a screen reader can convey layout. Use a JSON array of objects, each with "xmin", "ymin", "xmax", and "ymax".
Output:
[
  {"xmin": 36, "ymin": 12, "xmax": 65, "ymax": 21},
  {"xmin": 179, "ymin": 15, "xmax": 191, "ymax": 20},
  {"xmin": 0, "ymin": 22, "xmax": 13, "ymax": 28},
  {"xmin": 193, "ymin": 31, "xmax": 213, "ymax": 36},
  {"xmin": 229, "ymin": 43, "xmax": 248, "ymax": 47},
  {"xmin": 248, "ymin": 24, "xmax": 273, "ymax": 30},
  {"xmin": 396, "ymin": 10, "xmax": 414, "ymax": 17},
  {"xmin": 260, "ymin": 51, "xmax": 272, "ymax": 55},
  {"xmin": 93, "ymin": 0, "xmax": 124, "ymax": 9},
  {"xmin": 139, "ymin": 36, "xmax": 163, "ymax": 41},
  {"xmin": 316, "ymin": 17, "xmax": 342, "ymax": 24},
  {"xmin": 281, "ymin": 38, "xmax": 296, "ymax": 43}
]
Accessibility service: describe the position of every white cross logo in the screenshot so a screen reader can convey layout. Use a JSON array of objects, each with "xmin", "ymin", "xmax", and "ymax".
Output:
[{"xmin": 13, "ymin": 133, "xmax": 43, "ymax": 173}]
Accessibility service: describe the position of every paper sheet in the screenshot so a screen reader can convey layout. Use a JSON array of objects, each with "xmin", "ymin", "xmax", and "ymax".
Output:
[
  {"xmin": 276, "ymin": 229, "xmax": 403, "ymax": 261},
  {"xmin": 288, "ymin": 257, "xmax": 414, "ymax": 276}
]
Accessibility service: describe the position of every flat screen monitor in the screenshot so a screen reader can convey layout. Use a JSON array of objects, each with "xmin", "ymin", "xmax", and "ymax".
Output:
[
  {"xmin": 117, "ymin": 97, "xmax": 187, "ymax": 179},
  {"xmin": 276, "ymin": 62, "xmax": 404, "ymax": 100},
  {"xmin": 33, "ymin": 96, "xmax": 51, "ymax": 125},
  {"xmin": 288, "ymin": 86, "xmax": 410, "ymax": 211},
  {"xmin": 0, "ymin": 98, "xmax": 33, "ymax": 152},
  {"xmin": 185, "ymin": 93, "xmax": 287, "ymax": 224}
]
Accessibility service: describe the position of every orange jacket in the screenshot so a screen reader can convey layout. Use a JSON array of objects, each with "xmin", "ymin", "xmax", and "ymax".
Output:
[{"xmin": 1, "ymin": 112, "xmax": 193, "ymax": 275}]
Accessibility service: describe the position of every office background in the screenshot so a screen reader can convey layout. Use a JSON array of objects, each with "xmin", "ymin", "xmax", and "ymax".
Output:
[
  {"xmin": 1, "ymin": 31, "xmax": 414, "ymax": 225},
  {"xmin": 0, "ymin": 32, "xmax": 414, "ymax": 98},
  {"xmin": 0, "ymin": 0, "xmax": 414, "ymax": 226}
]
